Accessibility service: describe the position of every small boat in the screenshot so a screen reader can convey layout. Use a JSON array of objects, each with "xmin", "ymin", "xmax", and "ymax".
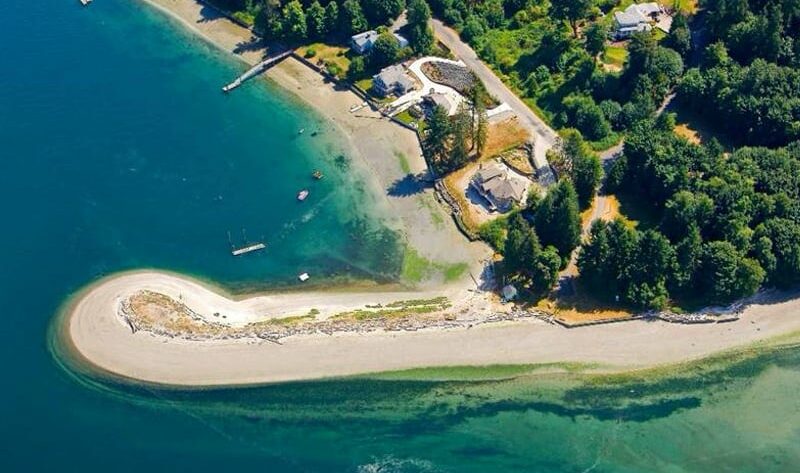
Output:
[
  {"xmin": 298, "ymin": 272, "xmax": 310, "ymax": 282},
  {"xmin": 298, "ymin": 128, "xmax": 305, "ymax": 135},
  {"xmin": 297, "ymin": 189, "xmax": 309, "ymax": 201},
  {"xmin": 80, "ymin": 0, "xmax": 92, "ymax": 5},
  {"xmin": 312, "ymin": 170, "xmax": 323, "ymax": 180}
]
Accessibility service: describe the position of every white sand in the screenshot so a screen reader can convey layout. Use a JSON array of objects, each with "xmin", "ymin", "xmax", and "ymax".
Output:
[
  {"xmin": 64, "ymin": 271, "xmax": 800, "ymax": 386},
  {"xmin": 66, "ymin": 2, "xmax": 800, "ymax": 387}
]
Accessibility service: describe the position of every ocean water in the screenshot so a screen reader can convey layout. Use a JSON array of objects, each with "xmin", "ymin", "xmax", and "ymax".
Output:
[{"xmin": 2, "ymin": 1, "xmax": 800, "ymax": 472}]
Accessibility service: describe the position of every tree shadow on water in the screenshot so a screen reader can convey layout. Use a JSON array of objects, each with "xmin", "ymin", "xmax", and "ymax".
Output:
[{"xmin": 387, "ymin": 173, "xmax": 431, "ymax": 197}]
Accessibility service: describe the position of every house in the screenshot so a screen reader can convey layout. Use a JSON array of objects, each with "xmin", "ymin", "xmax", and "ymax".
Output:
[
  {"xmin": 372, "ymin": 64, "xmax": 414, "ymax": 97},
  {"xmin": 613, "ymin": 3, "xmax": 663, "ymax": 39},
  {"xmin": 470, "ymin": 161, "xmax": 530, "ymax": 212},
  {"xmin": 422, "ymin": 91, "xmax": 452, "ymax": 115},
  {"xmin": 393, "ymin": 33, "xmax": 409, "ymax": 49},
  {"xmin": 350, "ymin": 30, "xmax": 378, "ymax": 54}
]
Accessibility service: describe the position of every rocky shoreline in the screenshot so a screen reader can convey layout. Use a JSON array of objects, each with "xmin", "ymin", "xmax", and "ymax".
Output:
[
  {"xmin": 119, "ymin": 291, "xmax": 552, "ymax": 344},
  {"xmin": 118, "ymin": 288, "xmax": 753, "ymax": 346}
]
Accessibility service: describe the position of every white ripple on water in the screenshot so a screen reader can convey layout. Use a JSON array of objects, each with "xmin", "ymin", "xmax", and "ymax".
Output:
[{"xmin": 357, "ymin": 455, "xmax": 441, "ymax": 473}]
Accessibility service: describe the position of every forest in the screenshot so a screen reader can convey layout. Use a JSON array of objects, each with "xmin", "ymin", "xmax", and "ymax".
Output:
[{"xmin": 204, "ymin": 0, "xmax": 800, "ymax": 309}]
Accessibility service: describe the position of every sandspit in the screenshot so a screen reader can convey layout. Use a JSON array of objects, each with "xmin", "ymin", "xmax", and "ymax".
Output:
[{"xmin": 60, "ymin": 270, "xmax": 800, "ymax": 386}]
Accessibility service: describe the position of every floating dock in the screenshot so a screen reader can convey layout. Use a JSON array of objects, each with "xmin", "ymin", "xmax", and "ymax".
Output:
[
  {"xmin": 231, "ymin": 243, "xmax": 266, "ymax": 256},
  {"xmin": 222, "ymin": 50, "xmax": 292, "ymax": 92}
]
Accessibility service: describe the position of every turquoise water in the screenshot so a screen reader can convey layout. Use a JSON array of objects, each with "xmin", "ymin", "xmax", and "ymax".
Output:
[{"xmin": 2, "ymin": 1, "xmax": 800, "ymax": 471}]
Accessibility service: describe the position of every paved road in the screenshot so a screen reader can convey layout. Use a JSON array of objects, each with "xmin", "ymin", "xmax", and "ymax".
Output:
[{"xmin": 431, "ymin": 19, "xmax": 558, "ymax": 174}]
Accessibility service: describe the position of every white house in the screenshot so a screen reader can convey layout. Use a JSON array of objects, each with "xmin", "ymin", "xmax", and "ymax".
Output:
[
  {"xmin": 350, "ymin": 30, "xmax": 378, "ymax": 54},
  {"xmin": 613, "ymin": 3, "xmax": 663, "ymax": 39},
  {"xmin": 372, "ymin": 64, "xmax": 414, "ymax": 97}
]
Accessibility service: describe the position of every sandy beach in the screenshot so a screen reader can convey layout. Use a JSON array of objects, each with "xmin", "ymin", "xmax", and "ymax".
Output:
[
  {"xmin": 139, "ymin": 0, "xmax": 488, "ymax": 278},
  {"xmin": 58, "ymin": 270, "xmax": 800, "ymax": 386},
  {"xmin": 54, "ymin": 1, "xmax": 800, "ymax": 388}
]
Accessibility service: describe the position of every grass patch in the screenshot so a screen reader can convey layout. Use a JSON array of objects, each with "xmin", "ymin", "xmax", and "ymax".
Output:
[
  {"xmin": 602, "ymin": 45, "xmax": 628, "ymax": 67},
  {"xmin": 354, "ymin": 77, "xmax": 373, "ymax": 93},
  {"xmin": 477, "ymin": 215, "xmax": 512, "ymax": 252},
  {"xmin": 396, "ymin": 151, "xmax": 411, "ymax": 174},
  {"xmin": 443, "ymin": 262, "xmax": 469, "ymax": 282},
  {"xmin": 402, "ymin": 247, "xmax": 435, "ymax": 283},
  {"xmin": 295, "ymin": 43, "xmax": 351, "ymax": 78},
  {"xmin": 483, "ymin": 119, "xmax": 529, "ymax": 159},
  {"xmin": 231, "ymin": 11, "xmax": 255, "ymax": 26},
  {"xmin": 332, "ymin": 297, "xmax": 452, "ymax": 321},
  {"xmin": 401, "ymin": 247, "xmax": 469, "ymax": 283}
]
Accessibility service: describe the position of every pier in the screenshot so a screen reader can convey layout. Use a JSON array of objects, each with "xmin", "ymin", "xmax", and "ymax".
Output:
[
  {"xmin": 231, "ymin": 242, "xmax": 266, "ymax": 256},
  {"xmin": 222, "ymin": 50, "xmax": 292, "ymax": 92},
  {"xmin": 228, "ymin": 229, "xmax": 266, "ymax": 256}
]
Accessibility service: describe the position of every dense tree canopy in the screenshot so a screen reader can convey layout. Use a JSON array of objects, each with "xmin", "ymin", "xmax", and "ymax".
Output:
[
  {"xmin": 588, "ymin": 114, "xmax": 800, "ymax": 306},
  {"xmin": 504, "ymin": 215, "xmax": 561, "ymax": 294},
  {"xmin": 533, "ymin": 179, "xmax": 581, "ymax": 260}
]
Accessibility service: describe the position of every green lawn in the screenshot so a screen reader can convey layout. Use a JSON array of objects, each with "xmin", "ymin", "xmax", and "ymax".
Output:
[
  {"xmin": 602, "ymin": 46, "xmax": 629, "ymax": 67},
  {"xmin": 355, "ymin": 77, "xmax": 373, "ymax": 93},
  {"xmin": 295, "ymin": 42, "xmax": 352, "ymax": 78}
]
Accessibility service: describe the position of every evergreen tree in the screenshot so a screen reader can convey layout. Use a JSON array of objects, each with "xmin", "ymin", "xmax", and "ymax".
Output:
[
  {"xmin": 584, "ymin": 22, "xmax": 607, "ymax": 58},
  {"xmin": 307, "ymin": 0, "xmax": 328, "ymax": 39},
  {"xmin": 503, "ymin": 215, "xmax": 561, "ymax": 294},
  {"xmin": 449, "ymin": 103, "xmax": 472, "ymax": 169},
  {"xmin": 341, "ymin": 0, "xmax": 369, "ymax": 36},
  {"xmin": 698, "ymin": 241, "xmax": 765, "ymax": 303},
  {"xmin": 361, "ymin": 0, "xmax": 406, "ymax": 26},
  {"xmin": 282, "ymin": 0, "xmax": 308, "ymax": 42},
  {"xmin": 324, "ymin": 1, "xmax": 340, "ymax": 36},
  {"xmin": 534, "ymin": 179, "xmax": 581, "ymax": 259},
  {"xmin": 550, "ymin": 0, "xmax": 593, "ymax": 38},
  {"xmin": 425, "ymin": 105, "xmax": 451, "ymax": 167},
  {"xmin": 407, "ymin": 0, "xmax": 435, "ymax": 54}
]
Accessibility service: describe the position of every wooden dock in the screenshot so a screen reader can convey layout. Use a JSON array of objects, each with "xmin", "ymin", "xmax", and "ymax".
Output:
[
  {"xmin": 222, "ymin": 51, "xmax": 292, "ymax": 93},
  {"xmin": 231, "ymin": 242, "xmax": 266, "ymax": 256}
]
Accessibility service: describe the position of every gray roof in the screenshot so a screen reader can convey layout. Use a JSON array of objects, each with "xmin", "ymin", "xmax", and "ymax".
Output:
[
  {"xmin": 474, "ymin": 163, "xmax": 528, "ymax": 203},
  {"xmin": 351, "ymin": 30, "xmax": 378, "ymax": 49},
  {"xmin": 614, "ymin": 3, "xmax": 660, "ymax": 27},
  {"xmin": 424, "ymin": 92, "xmax": 451, "ymax": 111},
  {"xmin": 374, "ymin": 64, "xmax": 413, "ymax": 90}
]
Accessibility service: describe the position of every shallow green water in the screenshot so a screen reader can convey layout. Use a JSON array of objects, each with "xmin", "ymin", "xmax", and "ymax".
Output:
[{"xmin": 3, "ymin": 1, "xmax": 800, "ymax": 472}]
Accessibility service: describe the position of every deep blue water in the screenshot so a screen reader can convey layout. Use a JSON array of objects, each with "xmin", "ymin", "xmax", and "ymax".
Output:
[{"xmin": 2, "ymin": 1, "xmax": 800, "ymax": 472}]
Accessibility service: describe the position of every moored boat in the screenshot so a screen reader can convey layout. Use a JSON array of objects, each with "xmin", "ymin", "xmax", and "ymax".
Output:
[{"xmin": 297, "ymin": 189, "xmax": 309, "ymax": 201}]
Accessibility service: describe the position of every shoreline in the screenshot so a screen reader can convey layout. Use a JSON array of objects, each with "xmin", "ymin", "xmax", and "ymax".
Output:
[
  {"xmin": 136, "ymin": 0, "xmax": 489, "ymax": 277},
  {"xmin": 57, "ymin": 270, "xmax": 800, "ymax": 387}
]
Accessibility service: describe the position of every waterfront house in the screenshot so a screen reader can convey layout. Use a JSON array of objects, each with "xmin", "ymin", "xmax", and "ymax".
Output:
[
  {"xmin": 372, "ymin": 64, "xmax": 414, "ymax": 97},
  {"xmin": 350, "ymin": 30, "xmax": 379, "ymax": 54},
  {"xmin": 613, "ymin": 3, "xmax": 662, "ymax": 39},
  {"xmin": 470, "ymin": 161, "xmax": 529, "ymax": 212}
]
